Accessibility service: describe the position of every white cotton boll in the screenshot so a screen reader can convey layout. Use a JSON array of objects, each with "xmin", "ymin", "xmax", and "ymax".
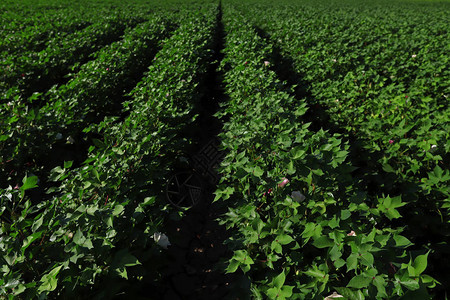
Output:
[
  {"xmin": 429, "ymin": 144, "xmax": 437, "ymax": 153},
  {"xmin": 324, "ymin": 292, "xmax": 344, "ymax": 299},
  {"xmin": 291, "ymin": 191, "xmax": 305, "ymax": 203},
  {"xmin": 152, "ymin": 232, "xmax": 171, "ymax": 249},
  {"xmin": 347, "ymin": 230, "xmax": 356, "ymax": 237}
]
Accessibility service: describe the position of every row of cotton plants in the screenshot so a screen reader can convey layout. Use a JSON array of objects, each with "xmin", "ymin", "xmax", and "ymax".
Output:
[{"xmin": 213, "ymin": 5, "xmax": 438, "ymax": 299}]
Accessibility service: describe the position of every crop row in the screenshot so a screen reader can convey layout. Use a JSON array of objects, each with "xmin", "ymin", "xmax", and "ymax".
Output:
[
  {"xmin": 0, "ymin": 4, "xmax": 219, "ymax": 297},
  {"xmin": 1, "ymin": 14, "xmax": 90, "ymax": 57},
  {"xmin": 239, "ymin": 0, "xmax": 449, "ymax": 198},
  {"xmin": 235, "ymin": 1, "xmax": 449, "ymax": 293},
  {"xmin": 0, "ymin": 12, "xmax": 179, "ymax": 192},
  {"xmin": 214, "ymin": 5, "xmax": 438, "ymax": 299},
  {"xmin": 0, "ymin": 14, "xmax": 148, "ymax": 100}
]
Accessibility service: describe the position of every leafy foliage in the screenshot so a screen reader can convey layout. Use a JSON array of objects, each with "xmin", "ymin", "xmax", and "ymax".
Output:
[
  {"xmin": 0, "ymin": 3, "xmax": 219, "ymax": 298},
  {"xmin": 214, "ymin": 3, "xmax": 444, "ymax": 299}
]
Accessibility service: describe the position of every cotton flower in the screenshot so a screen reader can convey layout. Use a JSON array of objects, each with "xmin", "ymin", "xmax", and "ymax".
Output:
[
  {"xmin": 278, "ymin": 177, "xmax": 289, "ymax": 188},
  {"xmin": 389, "ymin": 139, "xmax": 394, "ymax": 144},
  {"xmin": 152, "ymin": 232, "xmax": 171, "ymax": 249},
  {"xmin": 347, "ymin": 230, "xmax": 356, "ymax": 236},
  {"xmin": 324, "ymin": 292, "xmax": 344, "ymax": 299},
  {"xmin": 332, "ymin": 58, "xmax": 337, "ymax": 63},
  {"xmin": 291, "ymin": 191, "xmax": 306, "ymax": 203},
  {"xmin": 264, "ymin": 61, "xmax": 270, "ymax": 67},
  {"xmin": 67, "ymin": 136, "xmax": 75, "ymax": 144},
  {"xmin": 411, "ymin": 54, "xmax": 417, "ymax": 58}
]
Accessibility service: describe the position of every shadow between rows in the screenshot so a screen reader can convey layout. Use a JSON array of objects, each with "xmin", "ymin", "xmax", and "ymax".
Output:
[{"xmin": 128, "ymin": 4, "xmax": 250, "ymax": 299}]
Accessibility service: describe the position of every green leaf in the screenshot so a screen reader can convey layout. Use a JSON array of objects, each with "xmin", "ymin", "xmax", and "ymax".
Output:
[
  {"xmin": 382, "ymin": 163, "xmax": 395, "ymax": 173},
  {"xmin": 379, "ymin": 196, "xmax": 405, "ymax": 220},
  {"xmin": 421, "ymin": 274, "xmax": 439, "ymax": 288},
  {"xmin": 361, "ymin": 252, "xmax": 374, "ymax": 266},
  {"xmin": 226, "ymin": 259, "xmax": 240, "ymax": 273},
  {"xmin": 280, "ymin": 286, "xmax": 293, "ymax": 298},
  {"xmin": 287, "ymin": 161, "xmax": 296, "ymax": 175},
  {"xmin": 214, "ymin": 186, "xmax": 235, "ymax": 201},
  {"xmin": 312, "ymin": 169, "xmax": 324, "ymax": 176},
  {"xmin": 408, "ymin": 252, "xmax": 429, "ymax": 277},
  {"xmin": 267, "ymin": 285, "xmax": 293, "ymax": 300},
  {"xmin": 233, "ymin": 250, "xmax": 254, "ymax": 265},
  {"xmin": 4, "ymin": 255, "xmax": 16, "ymax": 266},
  {"xmin": 276, "ymin": 234, "xmax": 294, "ymax": 245},
  {"xmin": 117, "ymin": 250, "xmax": 141, "ymax": 267},
  {"xmin": 313, "ymin": 236, "xmax": 334, "ymax": 248},
  {"xmin": 334, "ymin": 258, "xmax": 346, "ymax": 269},
  {"xmin": 271, "ymin": 240, "xmax": 282, "ymax": 254},
  {"xmin": 373, "ymin": 276, "xmax": 387, "ymax": 298},
  {"xmin": 113, "ymin": 205, "xmax": 124, "ymax": 216},
  {"xmin": 267, "ymin": 271, "xmax": 293, "ymax": 300},
  {"xmin": 142, "ymin": 197, "xmax": 156, "ymax": 206},
  {"xmin": 21, "ymin": 176, "xmax": 38, "ymax": 192},
  {"xmin": 112, "ymin": 249, "xmax": 141, "ymax": 279},
  {"xmin": 253, "ymin": 166, "xmax": 264, "ymax": 177},
  {"xmin": 328, "ymin": 216, "xmax": 340, "ymax": 229},
  {"xmin": 73, "ymin": 229, "xmax": 86, "ymax": 246},
  {"xmin": 399, "ymin": 277, "xmax": 420, "ymax": 290},
  {"xmin": 21, "ymin": 231, "xmax": 43, "ymax": 254},
  {"xmin": 329, "ymin": 245, "xmax": 342, "ymax": 261},
  {"xmin": 341, "ymin": 210, "xmax": 351, "ymax": 220},
  {"xmin": 347, "ymin": 274, "xmax": 372, "ymax": 289},
  {"xmin": 292, "ymin": 148, "xmax": 305, "ymax": 159},
  {"xmin": 335, "ymin": 287, "xmax": 365, "ymax": 300},
  {"xmin": 273, "ymin": 271, "xmax": 286, "ymax": 289},
  {"xmin": 32, "ymin": 215, "xmax": 44, "ymax": 232},
  {"xmin": 38, "ymin": 265, "xmax": 62, "ymax": 293},
  {"xmin": 393, "ymin": 234, "xmax": 412, "ymax": 247},
  {"xmin": 346, "ymin": 253, "xmax": 358, "ymax": 271},
  {"xmin": 267, "ymin": 287, "xmax": 279, "ymax": 299},
  {"xmin": 84, "ymin": 239, "xmax": 94, "ymax": 249},
  {"xmin": 91, "ymin": 168, "xmax": 100, "ymax": 181},
  {"xmin": 64, "ymin": 161, "xmax": 73, "ymax": 168},
  {"xmin": 304, "ymin": 267, "xmax": 325, "ymax": 278}
]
